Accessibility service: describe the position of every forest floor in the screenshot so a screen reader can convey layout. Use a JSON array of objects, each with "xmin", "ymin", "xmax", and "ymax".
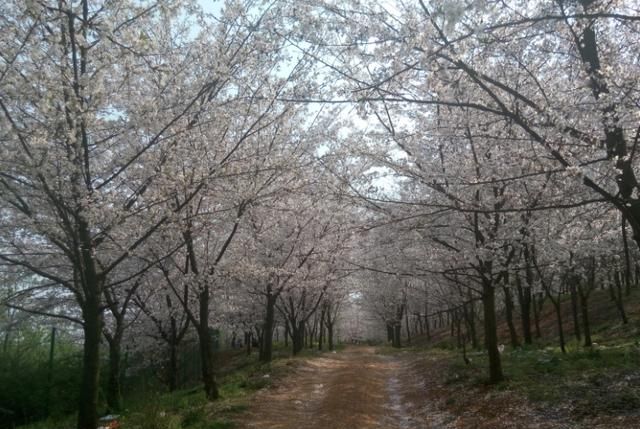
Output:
[{"xmin": 232, "ymin": 345, "xmax": 640, "ymax": 429}]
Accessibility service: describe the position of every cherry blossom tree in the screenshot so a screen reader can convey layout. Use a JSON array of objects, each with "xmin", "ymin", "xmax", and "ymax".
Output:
[{"xmin": 0, "ymin": 0, "xmax": 309, "ymax": 425}]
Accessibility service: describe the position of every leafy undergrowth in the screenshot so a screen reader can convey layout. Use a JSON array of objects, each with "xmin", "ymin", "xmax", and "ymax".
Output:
[
  {"xmin": 411, "ymin": 336, "xmax": 640, "ymax": 427},
  {"xmin": 20, "ymin": 345, "xmax": 328, "ymax": 429}
]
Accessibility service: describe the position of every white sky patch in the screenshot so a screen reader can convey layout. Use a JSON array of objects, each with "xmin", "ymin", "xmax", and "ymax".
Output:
[{"xmin": 199, "ymin": 0, "xmax": 222, "ymax": 17}]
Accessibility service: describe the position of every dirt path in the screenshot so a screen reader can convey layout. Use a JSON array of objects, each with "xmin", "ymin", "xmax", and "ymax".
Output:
[
  {"xmin": 234, "ymin": 347, "xmax": 451, "ymax": 429},
  {"xmin": 233, "ymin": 347, "xmax": 640, "ymax": 429}
]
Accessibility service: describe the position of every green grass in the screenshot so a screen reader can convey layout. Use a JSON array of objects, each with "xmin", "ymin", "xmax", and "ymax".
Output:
[
  {"xmin": 104, "ymin": 361, "xmax": 263, "ymax": 429},
  {"xmin": 20, "ymin": 352, "xmax": 268, "ymax": 429},
  {"xmin": 437, "ymin": 340, "xmax": 640, "ymax": 417}
]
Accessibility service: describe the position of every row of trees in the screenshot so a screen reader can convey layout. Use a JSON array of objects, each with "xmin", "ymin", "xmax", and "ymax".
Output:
[
  {"xmin": 0, "ymin": 1, "xmax": 357, "ymax": 428},
  {"xmin": 293, "ymin": 0, "xmax": 640, "ymax": 384},
  {"xmin": 2, "ymin": 0, "xmax": 640, "ymax": 427}
]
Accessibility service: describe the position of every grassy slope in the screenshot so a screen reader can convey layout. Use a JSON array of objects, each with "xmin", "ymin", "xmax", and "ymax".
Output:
[{"xmin": 406, "ymin": 286, "xmax": 640, "ymax": 423}]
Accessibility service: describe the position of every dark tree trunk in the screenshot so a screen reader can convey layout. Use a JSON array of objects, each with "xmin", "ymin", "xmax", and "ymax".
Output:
[
  {"xmin": 503, "ymin": 286, "xmax": 520, "ymax": 348},
  {"xmin": 387, "ymin": 323, "xmax": 393, "ymax": 342},
  {"xmin": 297, "ymin": 321, "xmax": 305, "ymax": 354},
  {"xmin": 198, "ymin": 324, "xmax": 218, "ymax": 400},
  {"xmin": 245, "ymin": 331, "xmax": 252, "ymax": 356},
  {"xmin": 290, "ymin": 320, "xmax": 305, "ymax": 355},
  {"xmin": 533, "ymin": 293, "xmax": 543, "ymax": 338},
  {"xmin": 106, "ymin": 332, "xmax": 123, "ymax": 412},
  {"xmin": 424, "ymin": 312, "xmax": 431, "ymax": 340},
  {"xmin": 260, "ymin": 293, "xmax": 276, "ymax": 363},
  {"xmin": 622, "ymin": 217, "xmax": 633, "ymax": 296},
  {"xmin": 482, "ymin": 278, "xmax": 503, "ymax": 384},
  {"xmin": 255, "ymin": 325, "xmax": 263, "ymax": 356},
  {"xmin": 455, "ymin": 310, "xmax": 462, "ymax": 348},
  {"xmin": 449, "ymin": 309, "xmax": 455, "ymax": 338},
  {"xmin": 405, "ymin": 308, "xmax": 412, "ymax": 345},
  {"xmin": 77, "ymin": 294, "xmax": 102, "ymax": 429},
  {"xmin": 197, "ymin": 286, "xmax": 218, "ymax": 400},
  {"xmin": 327, "ymin": 321, "xmax": 335, "ymax": 351},
  {"xmin": 423, "ymin": 298, "xmax": 431, "ymax": 340},
  {"xmin": 307, "ymin": 319, "xmax": 315, "ymax": 349},
  {"xmin": 284, "ymin": 322, "xmax": 289, "ymax": 347},
  {"xmin": 515, "ymin": 274, "xmax": 533, "ymax": 345},
  {"xmin": 523, "ymin": 245, "xmax": 541, "ymax": 340},
  {"xmin": 467, "ymin": 295, "xmax": 478, "ymax": 349},
  {"xmin": 462, "ymin": 302, "xmax": 474, "ymax": 349},
  {"xmin": 611, "ymin": 272, "xmax": 629, "ymax": 324},
  {"xmin": 392, "ymin": 322, "xmax": 402, "ymax": 348},
  {"xmin": 318, "ymin": 307, "xmax": 325, "ymax": 351},
  {"xmin": 578, "ymin": 287, "xmax": 592, "ymax": 347},
  {"xmin": 168, "ymin": 342, "xmax": 179, "ymax": 391},
  {"xmin": 555, "ymin": 301, "xmax": 566, "ymax": 354},
  {"xmin": 569, "ymin": 279, "xmax": 582, "ymax": 342},
  {"xmin": 547, "ymin": 289, "xmax": 566, "ymax": 354}
]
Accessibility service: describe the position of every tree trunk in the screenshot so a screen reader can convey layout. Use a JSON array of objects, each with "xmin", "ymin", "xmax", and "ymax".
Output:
[
  {"xmin": 260, "ymin": 293, "xmax": 276, "ymax": 363},
  {"xmin": 550, "ymin": 296, "xmax": 566, "ymax": 354},
  {"xmin": 198, "ymin": 324, "xmax": 218, "ymax": 400},
  {"xmin": 198, "ymin": 286, "xmax": 218, "ymax": 400},
  {"xmin": 569, "ymin": 279, "xmax": 581, "ymax": 342},
  {"xmin": 455, "ymin": 310, "xmax": 462, "ymax": 348},
  {"xmin": 77, "ymin": 296, "xmax": 102, "ymax": 429},
  {"xmin": 255, "ymin": 325, "xmax": 263, "ymax": 356},
  {"xmin": 318, "ymin": 307, "xmax": 325, "ymax": 351},
  {"xmin": 168, "ymin": 342, "xmax": 179, "ymax": 391},
  {"xmin": 515, "ymin": 274, "xmax": 533, "ymax": 345},
  {"xmin": 503, "ymin": 286, "xmax": 520, "ymax": 348},
  {"xmin": 611, "ymin": 272, "xmax": 629, "ymax": 324},
  {"xmin": 482, "ymin": 279, "xmax": 503, "ymax": 383},
  {"xmin": 106, "ymin": 332, "xmax": 123, "ymax": 412},
  {"xmin": 327, "ymin": 321, "xmax": 335, "ymax": 351},
  {"xmin": 533, "ymin": 293, "xmax": 543, "ymax": 339},
  {"xmin": 466, "ymin": 295, "xmax": 478, "ymax": 349},
  {"xmin": 578, "ymin": 287, "xmax": 592, "ymax": 347},
  {"xmin": 425, "ymin": 313, "xmax": 431, "ymax": 340},
  {"xmin": 622, "ymin": 217, "xmax": 633, "ymax": 296},
  {"xmin": 293, "ymin": 321, "xmax": 305, "ymax": 355},
  {"xmin": 307, "ymin": 319, "xmax": 315, "ymax": 349},
  {"xmin": 245, "ymin": 331, "xmax": 252, "ymax": 356},
  {"xmin": 405, "ymin": 308, "xmax": 412, "ymax": 345},
  {"xmin": 392, "ymin": 322, "xmax": 402, "ymax": 348},
  {"xmin": 449, "ymin": 309, "xmax": 455, "ymax": 338},
  {"xmin": 284, "ymin": 322, "xmax": 289, "ymax": 348}
]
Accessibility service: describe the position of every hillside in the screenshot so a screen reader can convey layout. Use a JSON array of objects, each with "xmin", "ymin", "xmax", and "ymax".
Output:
[{"xmin": 400, "ymin": 286, "xmax": 640, "ymax": 426}]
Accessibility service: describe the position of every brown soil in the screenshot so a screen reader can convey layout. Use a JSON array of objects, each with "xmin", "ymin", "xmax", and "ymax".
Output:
[{"xmin": 234, "ymin": 346, "xmax": 451, "ymax": 429}]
